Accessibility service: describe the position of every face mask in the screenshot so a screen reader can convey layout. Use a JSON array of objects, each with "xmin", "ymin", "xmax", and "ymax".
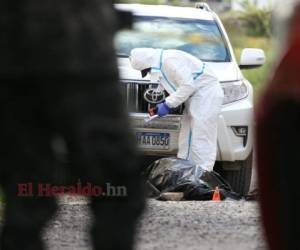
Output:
[{"xmin": 150, "ymin": 69, "xmax": 161, "ymax": 84}]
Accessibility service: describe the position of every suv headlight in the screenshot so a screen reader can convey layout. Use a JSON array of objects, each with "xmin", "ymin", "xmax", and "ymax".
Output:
[{"xmin": 221, "ymin": 81, "xmax": 248, "ymax": 105}]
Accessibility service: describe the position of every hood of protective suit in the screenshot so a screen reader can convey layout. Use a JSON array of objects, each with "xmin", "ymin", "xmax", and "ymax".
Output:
[{"xmin": 130, "ymin": 48, "xmax": 160, "ymax": 71}]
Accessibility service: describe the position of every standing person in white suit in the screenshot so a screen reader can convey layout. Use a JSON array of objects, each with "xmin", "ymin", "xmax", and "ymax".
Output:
[{"xmin": 130, "ymin": 48, "xmax": 224, "ymax": 172}]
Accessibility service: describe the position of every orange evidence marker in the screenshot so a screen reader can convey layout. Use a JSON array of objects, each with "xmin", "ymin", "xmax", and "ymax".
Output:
[{"xmin": 212, "ymin": 186, "xmax": 221, "ymax": 201}]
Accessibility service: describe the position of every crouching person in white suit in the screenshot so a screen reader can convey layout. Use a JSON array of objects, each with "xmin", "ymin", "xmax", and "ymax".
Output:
[{"xmin": 130, "ymin": 48, "xmax": 224, "ymax": 172}]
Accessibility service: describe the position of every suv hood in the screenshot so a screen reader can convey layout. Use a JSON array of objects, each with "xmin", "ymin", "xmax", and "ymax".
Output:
[{"xmin": 118, "ymin": 58, "xmax": 242, "ymax": 82}]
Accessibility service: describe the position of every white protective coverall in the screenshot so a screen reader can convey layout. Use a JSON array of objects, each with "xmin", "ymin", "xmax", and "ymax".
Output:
[{"xmin": 130, "ymin": 48, "xmax": 224, "ymax": 171}]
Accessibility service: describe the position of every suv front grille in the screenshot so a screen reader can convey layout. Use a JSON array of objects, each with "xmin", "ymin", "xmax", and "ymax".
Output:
[{"xmin": 120, "ymin": 81, "xmax": 184, "ymax": 114}]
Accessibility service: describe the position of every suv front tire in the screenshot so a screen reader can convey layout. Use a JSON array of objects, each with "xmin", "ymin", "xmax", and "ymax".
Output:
[{"xmin": 216, "ymin": 152, "xmax": 253, "ymax": 195}]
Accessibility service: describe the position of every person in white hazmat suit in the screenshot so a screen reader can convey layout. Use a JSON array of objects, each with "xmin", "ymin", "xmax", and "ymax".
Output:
[{"xmin": 130, "ymin": 48, "xmax": 224, "ymax": 172}]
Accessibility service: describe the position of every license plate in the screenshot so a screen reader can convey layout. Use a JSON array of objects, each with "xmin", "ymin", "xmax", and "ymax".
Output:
[{"xmin": 136, "ymin": 132, "xmax": 170, "ymax": 150}]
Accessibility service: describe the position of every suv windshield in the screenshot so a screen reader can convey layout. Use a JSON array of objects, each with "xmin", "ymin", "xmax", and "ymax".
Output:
[{"xmin": 115, "ymin": 16, "xmax": 230, "ymax": 62}]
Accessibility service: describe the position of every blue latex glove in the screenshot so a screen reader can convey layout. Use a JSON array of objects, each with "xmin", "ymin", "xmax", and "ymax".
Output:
[{"xmin": 156, "ymin": 102, "xmax": 170, "ymax": 117}]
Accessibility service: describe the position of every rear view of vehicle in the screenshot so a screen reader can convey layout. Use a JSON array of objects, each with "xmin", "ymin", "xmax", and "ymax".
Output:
[{"xmin": 115, "ymin": 3, "xmax": 265, "ymax": 195}]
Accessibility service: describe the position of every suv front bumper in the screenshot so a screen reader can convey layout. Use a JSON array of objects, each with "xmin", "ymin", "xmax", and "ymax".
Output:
[{"xmin": 130, "ymin": 96, "xmax": 253, "ymax": 162}]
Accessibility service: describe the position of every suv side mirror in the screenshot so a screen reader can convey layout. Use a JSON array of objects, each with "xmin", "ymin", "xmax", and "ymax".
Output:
[{"xmin": 239, "ymin": 48, "xmax": 266, "ymax": 69}]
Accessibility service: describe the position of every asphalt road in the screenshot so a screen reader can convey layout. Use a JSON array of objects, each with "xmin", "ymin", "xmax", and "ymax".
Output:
[{"xmin": 42, "ymin": 196, "xmax": 267, "ymax": 250}]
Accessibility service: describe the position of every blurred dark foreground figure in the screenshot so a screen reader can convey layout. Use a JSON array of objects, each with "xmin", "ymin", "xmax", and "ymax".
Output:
[
  {"xmin": 0, "ymin": 1, "xmax": 144, "ymax": 249},
  {"xmin": 256, "ymin": 4, "xmax": 300, "ymax": 250}
]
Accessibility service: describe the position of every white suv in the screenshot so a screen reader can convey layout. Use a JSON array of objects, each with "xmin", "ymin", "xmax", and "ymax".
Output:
[{"xmin": 115, "ymin": 3, "xmax": 265, "ymax": 195}]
